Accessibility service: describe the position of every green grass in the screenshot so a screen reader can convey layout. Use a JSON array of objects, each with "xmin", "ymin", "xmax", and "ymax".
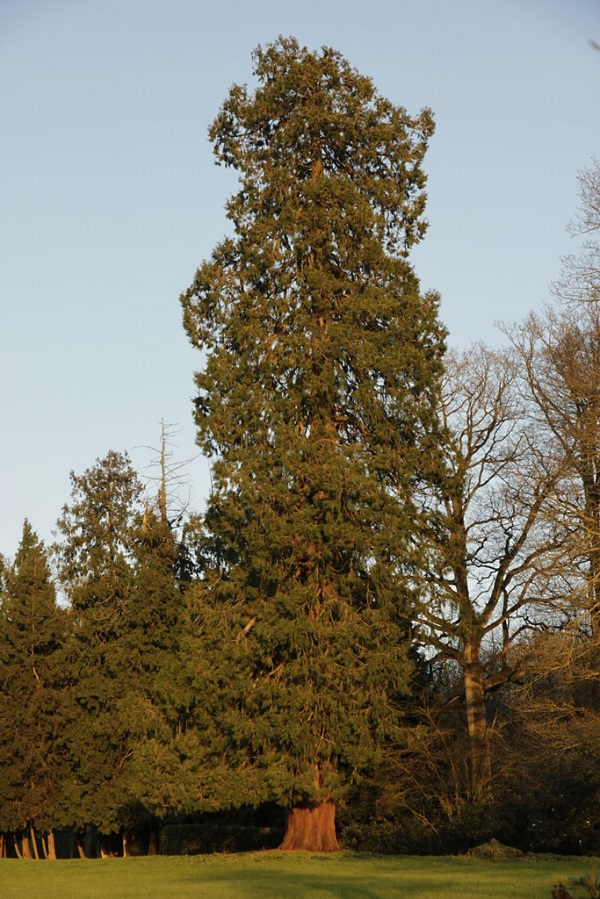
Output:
[{"xmin": 0, "ymin": 851, "xmax": 592, "ymax": 898}]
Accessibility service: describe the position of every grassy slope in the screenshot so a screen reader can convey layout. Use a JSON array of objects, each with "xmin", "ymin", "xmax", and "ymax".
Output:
[{"xmin": 0, "ymin": 852, "xmax": 590, "ymax": 899}]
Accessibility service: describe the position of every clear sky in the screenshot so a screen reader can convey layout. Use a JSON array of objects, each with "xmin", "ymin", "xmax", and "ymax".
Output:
[{"xmin": 1, "ymin": 0, "xmax": 599, "ymax": 558}]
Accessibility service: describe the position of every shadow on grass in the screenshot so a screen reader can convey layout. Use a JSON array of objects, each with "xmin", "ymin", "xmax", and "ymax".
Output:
[{"xmin": 0, "ymin": 853, "xmax": 589, "ymax": 899}]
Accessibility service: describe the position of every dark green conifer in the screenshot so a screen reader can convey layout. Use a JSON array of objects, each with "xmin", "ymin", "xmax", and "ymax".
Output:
[
  {"xmin": 116, "ymin": 504, "xmax": 190, "ymax": 833},
  {"xmin": 181, "ymin": 37, "xmax": 445, "ymax": 850},
  {"xmin": 0, "ymin": 521, "xmax": 71, "ymax": 855},
  {"xmin": 54, "ymin": 451, "xmax": 143, "ymax": 834},
  {"xmin": 56, "ymin": 451, "xmax": 191, "ymax": 848}
]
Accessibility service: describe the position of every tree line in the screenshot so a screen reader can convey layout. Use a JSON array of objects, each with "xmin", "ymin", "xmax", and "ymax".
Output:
[{"xmin": 1, "ymin": 37, "xmax": 599, "ymax": 857}]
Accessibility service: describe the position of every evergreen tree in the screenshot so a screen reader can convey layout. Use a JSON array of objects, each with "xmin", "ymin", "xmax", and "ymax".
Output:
[
  {"xmin": 181, "ymin": 37, "xmax": 445, "ymax": 850},
  {"xmin": 115, "ymin": 503, "xmax": 190, "ymax": 846},
  {"xmin": 54, "ymin": 451, "xmax": 143, "ymax": 835},
  {"xmin": 0, "ymin": 521, "xmax": 71, "ymax": 857}
]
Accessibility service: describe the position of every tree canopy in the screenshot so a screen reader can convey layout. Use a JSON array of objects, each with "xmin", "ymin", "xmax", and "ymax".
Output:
[
  {"xmin": 0, "ymin": 522, "xmax": 71, "ymax": 848},
  {"xmin": 181, "ymin": 36, "xmax": 446, "ymax": 850}
]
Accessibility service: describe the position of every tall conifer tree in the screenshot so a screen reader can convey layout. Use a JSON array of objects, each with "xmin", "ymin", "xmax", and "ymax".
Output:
[
  {"xmin": 181, "ymin": 37, "xmax": 445, "ymax": 850},
  {"xmin": 116, "ymin": 504, "xmax": 190, "ymax": 841},
  {"xmin": 55, "ymin": 451, "xmax": 144, "ymax": 834},
  {"xmin": 0, "ymin": 522, "xmax": 70, "ymax": 855}
]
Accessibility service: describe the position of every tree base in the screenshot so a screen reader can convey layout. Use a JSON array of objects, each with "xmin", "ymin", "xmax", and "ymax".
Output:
[{"xmin": 279, "ymin": 801, "xmax": 340, "ymax": 852}]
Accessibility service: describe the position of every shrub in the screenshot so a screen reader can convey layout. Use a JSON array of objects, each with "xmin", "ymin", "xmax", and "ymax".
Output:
[
  {"xmin": 340, "ymin": 816, "xmax": 435, "ymax": 855},
  {"xmin": 159, "ymin": 824, "xmax": 284, "ymax": 855}
]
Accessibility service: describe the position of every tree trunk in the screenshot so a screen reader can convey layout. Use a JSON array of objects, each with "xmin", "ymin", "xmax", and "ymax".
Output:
[
  {"xmin": 582, "ymin": 471, "xmax": 600, "ymax": 634},
  {"xmin": 280, "ymin": 801, "xmax": 340, "ymax": 852},
  {"xmin": 29, "ymin": 826, "xmax": 40, "ymax": 860},
  {"xmin": 46, "ymin": 830, "xmax": 57, "ymax": 860},
  {"xmin": 20, "ymin": 834, "xmax": 32, "ymax": 859},
  {"xmin": 463, "ymin": 639, "xmax": 492, "ymax": 803}
]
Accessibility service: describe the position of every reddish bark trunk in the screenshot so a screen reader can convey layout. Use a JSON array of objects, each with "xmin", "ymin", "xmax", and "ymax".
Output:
[{"xmin": 280, "ymin": 801, "xmax": 340, "ymax": 852}]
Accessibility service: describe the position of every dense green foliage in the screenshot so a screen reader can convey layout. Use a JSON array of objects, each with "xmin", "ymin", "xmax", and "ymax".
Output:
[
  {"xmin": 180, "ymin": 37, "xmax": 445, "ymax": 825},
  {"xmin": 49, "ymin": 452, "xmax": 190, "ymax": 840},
  {"xmin": 0, "ymin": 522, "xmax": 72, "ymax": 835},
  {"xmin": 54, "ymin": 451, "xmax": 145, "ymax": 832}
]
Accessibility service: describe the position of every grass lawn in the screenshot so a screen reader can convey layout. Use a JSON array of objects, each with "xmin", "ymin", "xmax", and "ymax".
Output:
[{"xmin": 0, "ymin": 851, "xmax": 593, "ymax": 898}]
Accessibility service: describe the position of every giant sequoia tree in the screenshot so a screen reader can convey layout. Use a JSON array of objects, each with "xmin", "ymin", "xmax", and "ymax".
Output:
[{"xmin": 181, "ymin": 37, "xmax": 445, "ymax": 850}]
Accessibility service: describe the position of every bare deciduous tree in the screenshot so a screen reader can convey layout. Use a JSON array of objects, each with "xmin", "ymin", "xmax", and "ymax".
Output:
[
  {"xmin": 508, "ymin": 160, "xmax": 600, "ymax": 633},
  {"xmin": 414, "ymin": 344, "xmax": 569, "ymax": 803},
  {"xmin": 508, "ymin": 305, "xmax": 600, "ymax": 631},
  {"xmin": 553, "ymin": 158, "xmax": 600, "ymax": 305}
]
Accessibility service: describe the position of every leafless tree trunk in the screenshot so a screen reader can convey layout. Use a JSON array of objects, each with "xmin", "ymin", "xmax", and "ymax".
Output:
[{"xmin": 414, "ymin": 345, "xmax": 568, "ymax": 802}]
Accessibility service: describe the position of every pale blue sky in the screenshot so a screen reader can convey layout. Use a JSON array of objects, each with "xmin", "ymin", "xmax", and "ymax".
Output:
[{"xmin": 1, "ymin": 0, "xmax": 599, "ymax": 557}]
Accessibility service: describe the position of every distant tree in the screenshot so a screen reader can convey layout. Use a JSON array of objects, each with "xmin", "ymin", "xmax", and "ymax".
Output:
[
  {"xmin": 54, "ymin": 451, "xmax": 144, "ymax": 837},
  {"xmin": 0, "ymin": 521, "xmax": 71, "ymax": 858},
  {"xmin": 181, "ymin": 37, "xmax": 445, "ymax": 850},
  {"xmin": 508, "ymin": 160, "xmax": 600, "ymax": 633},
  {"xmin": 554, "ymin": 158, "xmax": 600, "ymax": 306},
  {"xmin": 412, "ymin": 345, "xmax": 568, "ymax": 804},
  {"xmin": 140, "ymin": 421, "xmax": 202, "ymax": 588},
  {"xmin": 114, "ymin": 503, "xmax": 190, "ymax": 852},
  {"xmin": 55, "ymin": 448, "xmax": 196, "ymax": 853},
  {"xmin": 492, "ymin": 163, "xmax": 600, "ymax": 851},
  {"xmin": 501, "ymin": 625, "xmax": 600, "ymax": 854},
  {"xmin": 509, "ymin": 307, "xmax": 600, "ymax": 631}
]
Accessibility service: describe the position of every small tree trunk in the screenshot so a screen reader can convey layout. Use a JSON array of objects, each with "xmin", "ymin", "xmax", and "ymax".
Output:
[
  {"xmin": 46, "ymin": 830, "xmax": 57, "ymax": 860},
  {"xmin": 20, "ymin": 834, "xmax": 32, "ymax": 859},
  {"xmin": 29, "ymin": 826, "xmax": 40, "ymax": 860},
  {"xmin": 464, "ymin": 638, "xmax": 492, "ymax": 803},
  {"xmin": 280, "ymin": 801, "xmax": 340, "ymax": 852},
  {"xmin": 584, "ymin": 478, "xmax": 600, "ymax": 635},
  {"xmin": 29, "ymin": 826, "xmax": 40, "ymax": 862},
  {"xmin": 76, "ymin": 839, "xmax": 87, "ymax": 859}
]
